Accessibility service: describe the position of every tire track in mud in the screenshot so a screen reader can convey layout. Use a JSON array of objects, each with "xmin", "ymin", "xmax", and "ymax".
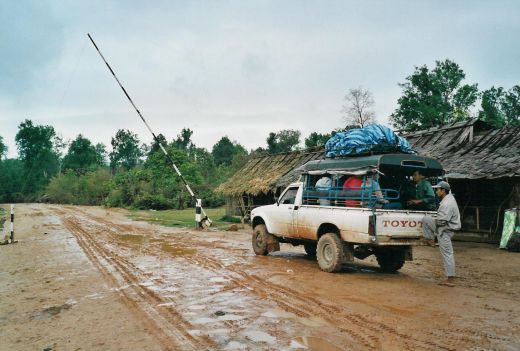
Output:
[
  {"xmin": 55, "ymin": 206, "xmax": 488, "ymax": 351},
  {"xmin": 173, "ymin": 240, "xmax": 486, "ymax": 350},
  {"xmin": 52, "ymin": 207, "xmax": 215, "ymax": 351}
]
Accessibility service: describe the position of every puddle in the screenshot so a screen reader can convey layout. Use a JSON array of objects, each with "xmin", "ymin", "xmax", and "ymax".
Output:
[
  {"xmin": 120, "ymin": 234, "xmax": 145, "ymax": 244},
  {"xmin": 262, "ymin": 309, "xmax": 326, "ymax": 327},
  {"xmin": 119, "ymin": 234, "xmax": 164, "ymax": 245},
  {"xmin": 161, "ymin": 243, "xmax": 197, "ymax": 256},
  {"xmin": 243, "ymin": 330, "xmax": 277, "ymax": 345},
  {"xmin": 209, "ymin": 277, "xmax": 229, "ymax": 283},
  {"xmin": 291, "ymin": 336, "xmax": 343, "ymax": 351}
]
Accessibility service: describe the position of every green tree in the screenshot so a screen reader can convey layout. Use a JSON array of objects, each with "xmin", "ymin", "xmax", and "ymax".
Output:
[
  {"xmin": 479, "ymin": 87, "xmax": 506, "ymax": 128},
  {"xmin": 148, "ymin": 133, "xmax": 167, "ymax": 156},
  {"xmin": 0, "ymin": 158, "xmax": 24, "ymax": 202},
  {"xmin": 502, "ymin": 85, "xmax": 520, "ymax": 126},
  {"xmin": 109, "ymin": 129, "xmax": 143, "ymax": 171},
  {"xmin": 94, "ymin": 143, "xmax": 107, "ymax": 165},
  {"xmin": 304, "ymin": 132, "xmax": 331, "ymax": 148},
  {"xmin": 15, "ymin": 119, "xmax": 60, "ymax": 194},
  {"xmin": 479, "ymin": 85, "xmax": 520, "ymax": 127},
  {"xmin": 62, "ymin": 134, "xmax": 105, "ymax": 174},
  {"xmin": 0, "ymin": 136, "xmax": 6, "ymax": 158},
  {"xmin": 391, "ymin": 59, "xmax": 479, "ymax": 131},
  {"xmin": 212, "ymin": 136, "xmax": 247, "ymax": 166},
  {"xmin": 173, "ymin": 128, "xmax": 193, "ymax": 150},
  {"xmin": 266, "ymin": 129, "xmax": 301, "ymax": 154}
]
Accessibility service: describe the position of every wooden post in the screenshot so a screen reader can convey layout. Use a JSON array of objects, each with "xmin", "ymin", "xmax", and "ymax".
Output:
[{"xmin": 476, "ymin": 207, "xmax": 480, "ymax": 231}]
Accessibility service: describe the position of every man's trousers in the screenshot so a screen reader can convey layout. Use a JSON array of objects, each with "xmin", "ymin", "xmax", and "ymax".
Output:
[{"xmin": 423, "ymin": 216, "xmax": 456, "ymax": 277}]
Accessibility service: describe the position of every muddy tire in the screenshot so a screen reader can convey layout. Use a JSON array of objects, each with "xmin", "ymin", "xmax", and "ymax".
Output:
[
  {"xmin": 375, "ymin": 249, "xmax": 405, "ymax": 273},
  {"xmin": 303, "ymin": 242, "xmax": 317, "ymax": 257},
  {"xmin": 252, "ymin": 224, "xmax": 279, "ymax": 255},
  {"xmin": 316, "ymin": 233, "xmax": 346, "ymax": 272}
]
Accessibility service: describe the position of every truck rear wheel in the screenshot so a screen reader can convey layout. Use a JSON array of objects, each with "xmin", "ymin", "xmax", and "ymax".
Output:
[
  {"xmin": 375, "ymin": 249, "xmax": 405, "ymax": 273},
  {"xmin": 317, "ymin": 233, "xmax": 346, "ymax": 272},
  {"xmin": 252, "ymin": 224, "xmax": 280, "ymax": 255},
  {"xmin": 303, "ymin": 242, "xmax": 317, "ymax": 257}
]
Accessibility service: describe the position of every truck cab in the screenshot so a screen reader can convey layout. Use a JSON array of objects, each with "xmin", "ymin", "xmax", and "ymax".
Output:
[{"xmin": 251, "ymin": 154, "xmax": 443, "ymax": 273}]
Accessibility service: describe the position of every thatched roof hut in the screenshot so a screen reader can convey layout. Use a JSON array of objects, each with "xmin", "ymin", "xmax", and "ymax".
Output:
[
  {"xmin": 215, "ymin": 148, "xmax": 323, "ymax": 217},
  {"xmin": 216, "ymin": 148, "xmax": 324, "ymax": 197}
]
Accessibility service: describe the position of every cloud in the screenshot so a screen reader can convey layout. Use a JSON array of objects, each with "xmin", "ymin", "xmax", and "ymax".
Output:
[{"xmin": 0, "ymin": 1, "xmax": 64, "ymax": 96}]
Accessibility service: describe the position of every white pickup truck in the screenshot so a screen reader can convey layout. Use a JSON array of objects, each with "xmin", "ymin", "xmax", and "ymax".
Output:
[{"xmin": 250, "ymin": 154, "xmax": 442, "ymax": 273}]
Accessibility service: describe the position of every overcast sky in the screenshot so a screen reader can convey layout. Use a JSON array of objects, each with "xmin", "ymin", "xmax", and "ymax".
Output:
[{"xmin": 1, "ymin": 1, "xmax": 519, "ymax": 158}]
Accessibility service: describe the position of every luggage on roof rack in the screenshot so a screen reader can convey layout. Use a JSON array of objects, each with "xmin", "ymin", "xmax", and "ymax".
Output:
[{"xmin": 325, "ymin": 124, "xmax": 415, "ymax": 158}]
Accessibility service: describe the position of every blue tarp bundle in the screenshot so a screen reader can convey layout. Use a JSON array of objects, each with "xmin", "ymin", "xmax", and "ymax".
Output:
[{"xmin": 325, "ymin": 124, "xmax": 416, "ymax": 158}]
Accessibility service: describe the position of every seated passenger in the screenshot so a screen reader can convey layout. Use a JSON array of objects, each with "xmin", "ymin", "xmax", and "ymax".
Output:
[
  {"xmin": 315, "ymin": 175, "xmax": 332, "ymax": 206},
  {"xmin": 406, "ymin": 170, "xmax": 436, "ymax": 211},
  {"xmin": 343, "ymin": 175, "xmax": 363, "ymax": 207}
]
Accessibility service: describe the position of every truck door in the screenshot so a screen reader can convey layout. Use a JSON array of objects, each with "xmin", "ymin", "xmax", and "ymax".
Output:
[{"xmin": 269, "ymin": 186, "xmax": 300, "ymax": 237}]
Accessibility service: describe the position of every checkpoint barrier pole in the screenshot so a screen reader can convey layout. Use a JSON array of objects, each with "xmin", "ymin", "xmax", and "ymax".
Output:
[
  {"xmin": 195, "ymin": 199, "xmax": 202, "ymax": 230},
  {"xmin": 10, "ymin": 205, "xmax": 16, "ymax": 244}
]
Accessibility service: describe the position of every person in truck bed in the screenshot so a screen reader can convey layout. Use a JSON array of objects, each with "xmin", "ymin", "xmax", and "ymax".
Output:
[
  {"xmin": 406, "ymin": 170, "xmax": 436, "ymax": 211},
  {"xmin": 315, "ymin": 175, "xmax": 332, "ymax": 206}
]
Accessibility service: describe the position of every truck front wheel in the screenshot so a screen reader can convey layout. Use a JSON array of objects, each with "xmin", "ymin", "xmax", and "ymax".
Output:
[
  {"xmin": 252, "ymin": 224, "xmax": 280, "ymax": 255},
  {"xmin": 375, "ymin": 248, "xmax": 405, "ymax": 273},
  {"xmin": 317, "ymin": 233, "xmax": 346, "ymax": 272}
]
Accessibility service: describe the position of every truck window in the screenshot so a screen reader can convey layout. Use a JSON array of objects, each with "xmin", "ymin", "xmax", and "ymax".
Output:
[{"xmin": 280, "ymin": 187, "xmax": 298, "ymax": 205}]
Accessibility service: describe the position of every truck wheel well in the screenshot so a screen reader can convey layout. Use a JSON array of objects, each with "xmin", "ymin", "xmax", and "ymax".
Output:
[
  {"xmin": 317, "ymin": 223, "xmax": 340, "ymax": 239},
  {"xmin": 252, "ymin": 217, "xmax": 265, "ymax": 228}
]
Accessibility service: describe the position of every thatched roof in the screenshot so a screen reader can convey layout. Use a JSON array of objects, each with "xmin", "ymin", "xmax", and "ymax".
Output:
[
  {"xmin": 403, "ymin": 119, "xmax": 520, "ymax": 179},
  {"xmin": 216, "ymin": 148, "xmax": 323, "ymax": 196}
]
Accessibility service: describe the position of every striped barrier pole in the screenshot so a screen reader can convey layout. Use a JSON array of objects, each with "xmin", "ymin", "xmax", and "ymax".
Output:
[
  {"xmin": 195, "ymin": 199, "xmax": 202, "ymax": 229},
  {"xmin": 10, "ymin": 204, "xmax": 14, "ymax": 243}
]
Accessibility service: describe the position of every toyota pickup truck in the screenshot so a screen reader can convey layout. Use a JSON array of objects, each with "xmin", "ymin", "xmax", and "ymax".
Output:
[{"xmin": 250, "ymin": 154, "xmax": 443, "ymax": 273}]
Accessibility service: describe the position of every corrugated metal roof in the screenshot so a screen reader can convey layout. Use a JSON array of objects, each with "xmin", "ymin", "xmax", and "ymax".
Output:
[{"xmin": 404, "ymin": 120, "xmax": 520, "ymax": 179}]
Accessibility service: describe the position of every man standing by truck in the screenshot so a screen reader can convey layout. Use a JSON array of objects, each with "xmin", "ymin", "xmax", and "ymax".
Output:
[{"xmin": 422, "ymin": 181, "xmax": 461, "ymax": 287}]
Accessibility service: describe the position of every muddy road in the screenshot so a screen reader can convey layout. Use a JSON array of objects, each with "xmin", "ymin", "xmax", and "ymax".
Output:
[{"xmin": 1, "ymin": 204, "xmax": 520, "ymax": 350}]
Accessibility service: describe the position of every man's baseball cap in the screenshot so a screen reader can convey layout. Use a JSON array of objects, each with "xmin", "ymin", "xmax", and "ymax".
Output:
[{"xmin": 432, "ymin": 181, "xmax": 450, "ymax": 191}]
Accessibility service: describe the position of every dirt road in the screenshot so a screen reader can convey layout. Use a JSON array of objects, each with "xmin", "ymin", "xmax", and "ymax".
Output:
[{"xmin": 1, "ymin": 204, "xmax": 519, "ymax": 350}]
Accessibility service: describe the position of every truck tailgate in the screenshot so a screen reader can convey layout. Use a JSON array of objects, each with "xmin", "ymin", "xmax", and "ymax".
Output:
[{"xmin": 375, "ymin": 212, "xmax": 430, "ymax": 238}]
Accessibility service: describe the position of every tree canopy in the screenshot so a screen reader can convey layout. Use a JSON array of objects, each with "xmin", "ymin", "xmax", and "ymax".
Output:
[
  {"xmin": 479, "ymin": 85, "xmax": 520, "ymax": 127},
  {"xmin": 304, "ymin": 132, "xmax": 331, "ymax": 148},
  {"xmin": 391, "ymin": 59, "xmax": 479, "ymax": 131},
  {"xmin": 15, "ymin": 119, "xmax": 60, "ymax": 194},
  {"xmin": 62, "ymin": 134, "xmax": 105, "ymax": 174},
  {"xmin": 212, "ymin": 136, "xmax": 247, "ymax": 166},
  {"xmin": 266, "ymin": 129, "xmax": 301, "ymax": 154},
  {"xmin": 0, "ymin": 136, "xmax": 6, "ymax": 158},
  {"xmin": 109, "ymin": 129, "xmax": 143, "ymax": 170}
]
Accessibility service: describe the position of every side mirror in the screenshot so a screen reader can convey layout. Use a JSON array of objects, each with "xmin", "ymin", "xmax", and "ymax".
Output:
[{"xmin": 274, "ymin": 196, "xmax": 279, "ymax": 206}]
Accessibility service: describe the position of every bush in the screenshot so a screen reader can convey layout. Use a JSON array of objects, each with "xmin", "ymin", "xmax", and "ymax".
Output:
[
  {"xmin": 133, "ymin": 194, "xmax": 174, "ymax": 210},
  {"xmin": 46, "ymin": 169, "xmax": 111, "ymax": 205},
  {"xmin": 105, "ymin": 189, "xmax": 125, "ymax": 208}
]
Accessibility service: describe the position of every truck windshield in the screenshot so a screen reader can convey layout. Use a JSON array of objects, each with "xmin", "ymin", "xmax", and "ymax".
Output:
[{"xmin": 280, "ymin": 187, "xmax": 298, "ymax": 205}]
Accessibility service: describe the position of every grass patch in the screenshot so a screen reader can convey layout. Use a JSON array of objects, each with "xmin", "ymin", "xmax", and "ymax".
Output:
[{"xmin": 127, "ymin": 207, "xmax": 243, "ymax": 229}]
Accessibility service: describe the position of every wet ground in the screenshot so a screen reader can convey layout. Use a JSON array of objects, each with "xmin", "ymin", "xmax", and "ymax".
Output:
[{"xmin": 1, "ymin": 204, "xmax": 520, "ymax": 350}]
